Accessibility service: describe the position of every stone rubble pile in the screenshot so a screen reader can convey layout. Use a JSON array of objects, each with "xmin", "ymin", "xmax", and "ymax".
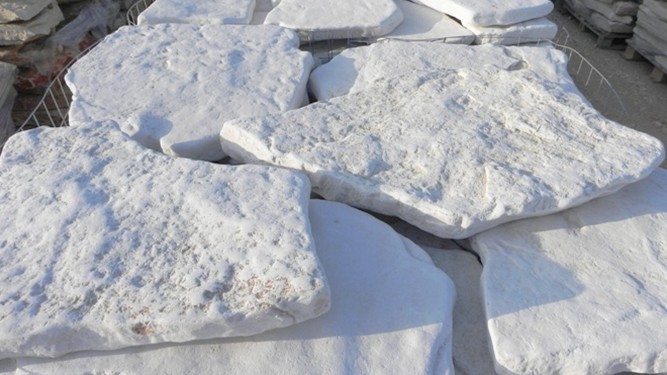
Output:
[{"xmin": 0, "ymin": 1, "xmax": 666, "ymax": 375}]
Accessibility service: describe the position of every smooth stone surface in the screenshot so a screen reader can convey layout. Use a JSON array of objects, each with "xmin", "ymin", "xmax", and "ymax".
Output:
[
  {"xmin": 264, "ymin": 0, "xmax": 404, "ymax": 41},
  {"xmin": 222, "ymin": 65, "xmax": 664, "ymax": 239},
  {"xmin": 472, "ymin": 168, "xmax": 667, "ymax": 375},
  {"xmin": 412, "ymin": 0, "xmax": 554, "ymax": 26},
  {"xmin": 462, "ymin": 17, "xmax": 558, "ymax": 45},
  {"xmin": 308, "ymin": 42, "xmax": 576, "ymax": 102},
  {"xmin": 0, "ymin": 123, "xmax": 329, "ymax": 359},
  {"xmin": 0, "ymin": 2, "xmax": 63, "ymax": 46},
  {"xmin": 137, "ymin": 0, "xmax": 255, "ymax": 26},
  {"xmin": 17, "ymin": 200, "xmax": 456, "ymax": 375},
  {"xmin": 67, "ymin": 24, "xmax": 313, "ymax": 161},
  {"xmin": 0, "ymin": 0, "xmax": 52, "ymax": 23},
  {"xmin": 424, "ymin": 248, "xmax": 496, "ymax": 375},
  {"xmin": 380, "ymin": 0, "xmax": 474, "ymax": 43}
]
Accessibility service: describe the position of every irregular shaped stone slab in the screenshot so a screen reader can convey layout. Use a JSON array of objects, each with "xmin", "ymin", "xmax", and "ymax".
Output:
[
  {"xmin": 137, "ymin": 0, "xmax": 255, "ymax": 26},
  {"xmin": 462, "ymin": 17, "xmax": 558, "ymax": 45},
  {"xmin": 223, "ymin": 66, "xmax": 664, "ymax": 238},
  {"xmin": 308, "ymin": 41, "xmax": 575, "ymax": 102},
  {"xmin": 0, "ymin": 2, "xmax": 63, "ymax": 46},
  {"xmin": 66, "ymin": 24, "xmax": 313, "ymax": 161},
  {"xmin": 471, "ymin": 168, "xmax": 667, "ymax": 375},
  {"xmin": 0, "ymin": 123, "xmax": 330, "ymax": 359},
  {"xmin": 264, "ymin": 0, "xmax": 404, "ymax": 41},
  {"xmin": 17, "ymin": 200, "xmax": 456, "ymax": 375},
  {"xmin": 412, "ymin": 0, "xmax": 554, "ymax": 26},
  {"xmin": 0, "ymin": 0, "xmax": 52, "ymax": 23},
  {"xmin": 424, "ymin": 248, "xmax": 496, "ymax": 375},
  {"xmin": 380, "ymin": 0, "xmax": 474, "ymax": 43}
]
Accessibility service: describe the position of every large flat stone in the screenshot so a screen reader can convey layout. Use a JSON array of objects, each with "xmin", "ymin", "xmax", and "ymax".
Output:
[
  {"xmin": 462, "ymin": 17, "xmax": 558, "ymax": 45},
  {"xmin": 222, "ymin": 66, "xmax": 664, "ymax": 239},
  {"xmin": 0, "ymin": 2, "xmax": 63, "ymax": 46},
  {"xmin": 412, "ymin": 0, "xmax": 554, "ymax": 26},
  {"xmin": 66, "ymin": 24, "xmax": 313, "ymax": 161},
  {"xmin": 0, "ymin": 0, "xmax": 52, "ymax": 23},
  {"xmin": 0, "ymin": 123, "xmax": 329, "ymax": 359},
  {"xmin": 137, "ymin": 0, "xmax": 255, "ymax": 26},
  {"xmin": 17, "ymin": 200, "xmax": 455, "ymax": 375},
  {"xmin": 471, "ymin": 168, "xmax": 667, "ymax": 375},
  {"xmin": 380, "ymin": 0, "xmax": 474, "ymax": 43},
  {"xmin": 263, "ymin": 0, "xmax": 404, "ymax": 41}
]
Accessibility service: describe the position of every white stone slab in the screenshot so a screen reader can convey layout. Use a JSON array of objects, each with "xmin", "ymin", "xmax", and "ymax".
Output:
[
  {"xmin": 0, "ymin": 2, "xmax": 63, "ymax": 46},
  {"xmin": 264, "ymin": 0, "xmax": 403, "ymax": 41},
  {"xmin": 67, "ymin": 24, "xmax": 313, "ymax": 161},
  {"xmin": 380, "ymin": 0, "xmax": 474, "ymax": 43},
  {"xmin": 17, "ymin": 200, "xmax": 455, "ymax": 375},
  {"xmin": 222, "ymin": 66, "xmax": 665, "ymax": 239},
  {"xmin": 137, "ymin": 0, "xmax": 255, "ymax": 26},
  {"xmin": 463, "ymin": 17, "xmax": 558, "ymax": 45},
  {"xmin": 0, "ymin": 123, "xmax": 329, "ymax": 359},
  {"xmin": 471, "ymin": 168, "xmax": 667, "ymax": 375},
  {"xmin": 0, "ymin": 0, "xmax": 52, "ymax": 23},
  {"xmin": 412, "ymin": 0, "xmax": 554, "ymax": 26},
  {"xmin": 309, "ymin": 42, "xmax": 579, "ymax": 101},
  {"xmin": 424, "ymin": 248, "xmax": 496, "ymax": 375}
]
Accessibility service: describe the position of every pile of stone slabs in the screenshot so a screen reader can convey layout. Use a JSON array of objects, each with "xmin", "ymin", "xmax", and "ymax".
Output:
[
  {"xmin": 66, "ymin": 24, "xmax": 313, "ymax": 161},
  {"xmin": 0, "ymin": 61, "xmax": 16, "ymax": 149},
  {"xmin": 0, "ymin": 123, "xmax": 330, "ymax": 358},
  {"xmin": 0, "ymin": 0, "xmax": 63, "ymax": 46}
]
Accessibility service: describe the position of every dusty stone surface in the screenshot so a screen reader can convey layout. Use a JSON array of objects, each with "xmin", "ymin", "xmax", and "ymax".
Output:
[
  {"xmin": 137, "ymin": 0, "xmax": 255, "ymax": 26},
  {"xmin": 222, "ymin": 65, "xmax": 664, "ymax": 238},
  {"xmin": 472, "ymin": 168, "xmax": 667, "ymax": 375},
  {"xmin": 0, "ymin": 0, "xmax": 52, "ymax": 23},
  {"xmin": 0, "ymin": 3, "xmax": 63, "ymax": 46},
  {"xmin": 16, "ymin": 200, "xmax": 455, "ymax": 375},
  {"xmin": 0, "ymin": 123, "xmax": 329, "ymax": 359},
  {"xmin": 412, "ymin": 0, "xmax": 554, "ymax": 26}
]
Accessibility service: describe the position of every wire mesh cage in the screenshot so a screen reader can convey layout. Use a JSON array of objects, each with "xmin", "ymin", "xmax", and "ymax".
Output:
[{"xmin": 126, "ymin": 0, "xmax": 156, "ymax": 26}]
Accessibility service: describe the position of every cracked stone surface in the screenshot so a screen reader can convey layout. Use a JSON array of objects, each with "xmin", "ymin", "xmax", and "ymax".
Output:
[
  {"xmin": 222, "ymin": 65, "xmax": 664, "ymax": 238},
  {"xmin": 472, "ymin": 168, "xmax": 667, "ymax": 375},
  {"xmin": 138, "ymin": 0, "xmax": 255, "ymax": 26},
  {"xmin": 0, "ymin": 123, "xmax": 329, "ymax": 359}
]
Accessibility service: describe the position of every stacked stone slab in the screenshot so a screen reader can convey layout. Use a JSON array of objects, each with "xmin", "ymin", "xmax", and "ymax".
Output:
[
  {"xmin": 565, "ymin": 0, "xmax": 639, "ymax": 34},
  {"xmin": 0, "ymin": 0, "xmax": 63, "ymax": 46},
  {"xmin": 628, "ymin": 0, "xmax": 667, "ymax": 75}
]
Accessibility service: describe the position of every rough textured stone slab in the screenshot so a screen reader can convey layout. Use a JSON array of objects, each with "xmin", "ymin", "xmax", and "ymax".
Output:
[
  {"xmin": 462, "ymin": 17, "xmax": 558, "ymax": 45},
  {"xmin": 581, "ymin": 0, "xmax": 635, "ymax": 22},
  {"xmin": 17, "ymin": 200, "xmax": 455, "ymax": 375},
  {"xmin": 0, "ymin": 2, "xmax": 63, "ymax": 46},
  {"xmin": 644, "ymin": 0, "xmax": 667, "ymax": 22},
  {"xmin": 264, "ymin": 0, "xmax": 404, "ymax": 41},
  {"xmin": 67, "ymin": 24, "xmax": 313, "ymax": 161},
  {"xmin": 222, "ymin": 66, "xmax": 664, "ymax": 239},
  {"xmin": 424, "ymin": 248, "xmax": 496, "ymax": 375},
  {"xmin": 0, "ymin": 0, "xmax": 52, "ymax": 23},
  {"xmin": 309, "ymin": 42, "xmax": 577, "ymax": 102},
  {"xmin": 0, "ymin": 123, "xmax": 329, "ymax": 359},
  {"xmin": 471, "ymin": 168, "xmax": 667, "ymax": 375},
  {"xmin": 137, "ymin": 0, "xmax": 255, "ymax": 26},
  {"xmin": 637, "ymin": 5, "xmax": 667, "ymax": 45},
  {"xmin": 380, "ymin": 0, "xmax": 474, "ymax": 43},
  {"xmin": 412, "ymin": 0, "xmax": 554, "ymax": 26}
]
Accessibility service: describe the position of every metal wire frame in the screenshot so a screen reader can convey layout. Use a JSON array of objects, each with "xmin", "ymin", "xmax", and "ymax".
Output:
[{"xmin": 126, "ymin": 0, "xmax": 156, "ymax": 26}]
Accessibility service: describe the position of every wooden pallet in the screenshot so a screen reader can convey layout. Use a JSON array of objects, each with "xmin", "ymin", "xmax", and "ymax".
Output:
[
  {"xmin": 623, "ymin": 42, "xmax": 667, "ymax": 83},
  {"xmin": 564, "ymin": 2, "xmax": 633, "ymax": 49}
]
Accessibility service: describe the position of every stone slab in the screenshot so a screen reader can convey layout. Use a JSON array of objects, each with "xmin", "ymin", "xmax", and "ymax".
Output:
[
  {"xmin": 462, "ymin": 17, "xmax": 558, "ymax": 45},
  {"xmin": 0, "ymin": 2, "xmax": 63, "ymax": 46},
  {"xmin": 380, "ymin": 0, "xmax": 474, "ymax": 43},
  {"xmin": 17, "ymin": 200, "xmax": 455, "ymax": 375},
  {"xmin": 264, "ymin": 0, "xmax": 404, "ymax": 41},
  {"xmin": 644, "ymin": 0, "xmax": 667, "ymax": 22},
  {"xmin": 412, "ymin": 0, "xmax": 554, "ymax": 26},
  {"xmin": 221, "ymin": 66, "xmax": 664, "ymax": 239},
  {"xmin": 137, "ymin": 0, "xmax": 255, "ymax": 26},
  {"xmin": 471, "ymin": 168, "xmax": 667, "ymax": 375},
  {"xmin": 66, "ymin": 24, "xmax": 313, "ymax": 161},
  {"xmin": 0, "ymin": 123, "xmax": 329, "ymax": 359},
  {"xmin": 582, "ymin": 0, "xmax": 635, "ymax": 22},
  {"xmin": 0, "ymin": 0, "xmax": 52, "ymax": 23}
]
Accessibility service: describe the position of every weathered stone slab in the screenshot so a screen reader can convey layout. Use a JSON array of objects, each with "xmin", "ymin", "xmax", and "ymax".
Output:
[
  {"xmin": 471, "ymin": 168, "xmax": 667, "ymax": 375},
  {"xmin": 0, "ymin": 61, "xmax": 16, "ymax": 149},
  {"xmin": 17, "ymin": 200, "xmax": 455, "ymax": 375},
  {"xmin": 0, "ymin": 2, "xmax": 63, "ymax": 46},
  {"xmin": 222, "ymin": 66, "xmax": 664, "ymax": 239},
  {"xmin": 462, "ymin": 17, "xmax": 558, "ymax": 45},
  {"xmin": 0, "ymin": 123, "xmax": 330, "ymax": 359},
  {"xmin": 380, "ymin": 0, "xmax": 474, "ymax": 43},
  {"xmin": 67, "ymin": 24, "xmax": 313, "ymax": 161},
  {"xmin": 412, "ymin": 0, "xmax": 554, "ymax": 26},
  {"xmin": 0, "ymin": 0, "xmax": 52, "ymax": 23},
  {"xmin": 308, "ymin": 42, "xmax": 576, "ymax": 102},
  {"xmin": 264, "ymin": 0, "xmax": 404, "ymax": 41},
  {"xmin": 137, "ymin": 0, "xmax": 255, "ymax": 26}
]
